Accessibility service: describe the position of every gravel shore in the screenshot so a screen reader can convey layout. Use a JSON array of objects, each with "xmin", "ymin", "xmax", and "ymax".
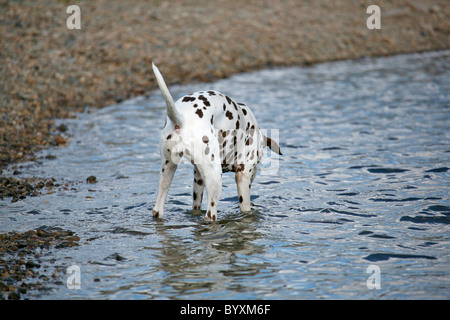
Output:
[
  {"xmin": 0, "ymin": 226, "xmax": 80, "ymax": 299},
  {"xmin": 1, "ymin": 0, "xmax": 449, "ymax": 181}
]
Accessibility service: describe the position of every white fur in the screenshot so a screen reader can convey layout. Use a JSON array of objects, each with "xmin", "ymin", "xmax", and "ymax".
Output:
[{"xmin": 151, "ymin": 64, "xmax": 281, "ymax": 221}]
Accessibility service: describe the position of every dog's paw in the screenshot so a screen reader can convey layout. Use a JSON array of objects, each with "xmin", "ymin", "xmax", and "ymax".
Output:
[
  {"xmin": 152, "ymin": 210, "xmax": 160, "ymax": 218},
  {"xmin": 205, "ymin": 210, "xmax": 216, "ymax": 222}
]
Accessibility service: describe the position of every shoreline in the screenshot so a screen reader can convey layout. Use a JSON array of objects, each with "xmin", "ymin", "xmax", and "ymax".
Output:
[{"xmin": 1, "ymin": 0, "xmax": 449, "ymax": 185}]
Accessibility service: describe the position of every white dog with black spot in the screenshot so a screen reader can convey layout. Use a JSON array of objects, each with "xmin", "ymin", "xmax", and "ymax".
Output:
[{"xmin": 152, "ymin": 63, "xmax": 281, "ymax": 221}]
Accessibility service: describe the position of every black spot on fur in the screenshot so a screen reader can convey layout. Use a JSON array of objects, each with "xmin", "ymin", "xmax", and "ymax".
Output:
[
  {"xmin": 195, "ymin": 109, "xmax": 203, "ymax": 118},
  {"xmin": 182, "ymin": 96, "xmax": 196, "ymax": 102},
  {"xmin": 225, "ymin": 110, "xmax": 234, "ymax": 120},
  {"xmin": 198, "ymin": 95, "xmax": 210, "ymax": 107},
  {"xmin": 207, "ymin": 91, "xmax": 216, "ymax": 96},
  {"xmin": 242, "ymin": 108, "xmax": 247, "ymax": 115},
  {"xmin": 211, "ymin": 115, "xmax": 214, "ymax": 125},
  {"xmin": 225, "ymin": 96, "xmax": 232, "ymax": 105},
  {"xmin": 166, "ymin": 134, "xmax": 172, "ymax": 140},
  {"xmin": 202, "ymin": 136, "xmax": 209, "ymax": 144},
  {"xmin": 239, "ymin": 196, "xmax": 243, "ymax": 203}
]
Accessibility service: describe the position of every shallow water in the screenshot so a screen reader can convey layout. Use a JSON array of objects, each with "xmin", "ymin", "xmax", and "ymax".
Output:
[{"xmin": 1, "ymin": 51, "xmax": 449, "ymax": 299}]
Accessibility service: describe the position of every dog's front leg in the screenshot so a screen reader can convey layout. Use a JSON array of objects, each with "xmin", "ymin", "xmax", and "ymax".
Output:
[{"xmin": 153, "ymin": 159, "xmax": 177, "ymax": 218}]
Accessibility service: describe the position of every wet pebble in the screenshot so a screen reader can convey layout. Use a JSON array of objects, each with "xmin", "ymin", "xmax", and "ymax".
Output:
[
  {"xmin": 0, "ymin": 227, "xmax": 80, "ymax": 299},
  {"xmin": 86, "ymin": 175, "xmax": 98, "ymax": 183},
  {"xmin": 25, "ymin": 261, "xmax": 40, "ymax": 269},
  {"xmin": 0, "ymin": 176, "xmax": 68, "ymax": 202}
]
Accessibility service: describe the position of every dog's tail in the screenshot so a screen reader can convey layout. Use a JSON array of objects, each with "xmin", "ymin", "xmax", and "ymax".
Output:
[
  {"xmin": 152, "ymin": 62, "xmax": 183, "ymax": 127},
  {"xmin": 264, "ymin": 135, "xmax": 282, "ymax": 155}
]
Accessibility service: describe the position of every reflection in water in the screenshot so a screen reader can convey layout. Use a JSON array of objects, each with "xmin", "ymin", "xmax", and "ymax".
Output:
[{"xmin": 153, "ymin": 212, "xmax": 265, "ymax": 298}]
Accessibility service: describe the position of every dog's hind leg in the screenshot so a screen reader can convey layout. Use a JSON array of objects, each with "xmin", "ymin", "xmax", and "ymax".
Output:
[
  {"xmin": 236, "ymin": 171, "xmax": 252, "ymax": 212},
  {"xmin": 195, "ymin": 162, "xmax": 222, "ymax": 221},
  {"xmin": 153, "ymin": 159, "xmax": 177, "ymax": 218},
  {"xmin": 192, "ymin": 165, "xmax": 204, "ymax": 213}
]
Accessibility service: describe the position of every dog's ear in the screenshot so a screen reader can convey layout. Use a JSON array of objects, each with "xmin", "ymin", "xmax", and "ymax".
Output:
[{"xmin": 265, "ymin": 136, "xmax": 282, "ymax": 155}]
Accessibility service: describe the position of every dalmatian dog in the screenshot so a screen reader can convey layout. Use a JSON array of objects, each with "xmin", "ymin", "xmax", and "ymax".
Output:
[{"xmin": 151, "ymin": 63, "xmax": 281, "ymax": 221}]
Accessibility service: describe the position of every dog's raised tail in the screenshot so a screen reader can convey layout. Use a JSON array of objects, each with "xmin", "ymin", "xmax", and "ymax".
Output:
[{"xmin": 152, "ymin": 62, "xmax": 183, "ymax": 127}]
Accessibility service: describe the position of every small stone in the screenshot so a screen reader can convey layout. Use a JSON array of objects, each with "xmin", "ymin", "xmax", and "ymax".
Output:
[
  {"xmin": 57, "ymin": 124, "xmax": 68, "ymax": 132},
  {"xmin": 8, "ymin": 291, "xmax": 20, "ymax": 300},
  {"xmin": 55, "ymin": 135, "xmax": 66, "ymax": 146},
  {"xmin": 36, "ymin": 228, "xmax": 51, "ymax": 237},
  {"xmin": 86, "ymin": 176, "xmax": 97, "ymax": 183},
  {"xmin": 25, "ymin": 261, "xmax": 41, "ymax": 269},
  {"xmin": 66, "ymin": 236, "xmax": 80, "ymax": 242}
]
